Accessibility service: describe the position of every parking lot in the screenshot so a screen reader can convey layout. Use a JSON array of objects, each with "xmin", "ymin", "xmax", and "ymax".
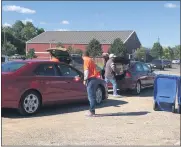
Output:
[{"xmin": 2, "ymin": 65, "xmax": 180, "ymax": 146}]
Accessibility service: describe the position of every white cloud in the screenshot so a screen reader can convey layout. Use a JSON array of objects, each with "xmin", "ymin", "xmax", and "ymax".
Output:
[
  {"xmin": 164, "ymin": 3, "xmax": 179, "ymax": 8},
  {"xmin": 40, "ymin": 21, "xmax": 46, "ymax": 25},
  {"xmin": 22, "ymin": 18, "xmax": 33, "ymax": 24},
  {"xmin": 3, "ymin": 22, "xmax": 11, "ymax": 27},
  {"xmin": 61, "ymin": 20, "xmax": 69, "ymax": 25},
  {"xmin": 56, "ymin": 29, "xmax": 69, "ymax": 31},
  {"xmin": 3, "ymin": 5, "xmax": 36, "ymax": 14}
]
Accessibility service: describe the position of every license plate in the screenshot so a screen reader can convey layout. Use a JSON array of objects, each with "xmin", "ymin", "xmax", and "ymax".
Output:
[{"xmin": 154, "ymin": 66, "xmax": 156, "ymax": 67}]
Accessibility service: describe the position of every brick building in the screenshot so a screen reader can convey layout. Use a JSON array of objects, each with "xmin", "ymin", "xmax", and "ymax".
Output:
[{"xmin": 26, "ymin": 30, "xmax": 141, "ymax": 59}]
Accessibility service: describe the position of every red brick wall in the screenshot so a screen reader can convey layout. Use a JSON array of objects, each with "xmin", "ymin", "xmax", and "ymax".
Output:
[{"xmin": 27, "ymin": 43, "xmax": 110, "ymax": 59}]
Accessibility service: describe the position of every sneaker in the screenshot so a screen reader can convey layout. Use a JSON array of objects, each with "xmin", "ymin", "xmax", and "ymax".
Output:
[{"xmin": 85, "ymin": 111, "xmax": 96, "ymax": 117}]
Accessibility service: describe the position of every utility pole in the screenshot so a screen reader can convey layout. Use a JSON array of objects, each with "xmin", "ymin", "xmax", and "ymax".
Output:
[{"xmin": 158, "ymin": 36, "xmax": 160, "ymax": 43}]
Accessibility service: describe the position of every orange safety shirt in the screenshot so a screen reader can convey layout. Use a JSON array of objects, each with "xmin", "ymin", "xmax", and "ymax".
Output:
[{"xmin": 83, "ymin": 56, "xmax": 98, "ymax": 79}]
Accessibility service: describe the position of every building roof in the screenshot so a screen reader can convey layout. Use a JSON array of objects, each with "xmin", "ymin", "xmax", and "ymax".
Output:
[{"xmin": 27, "ymin": 30, "xmax": 135, "ymax": 44}]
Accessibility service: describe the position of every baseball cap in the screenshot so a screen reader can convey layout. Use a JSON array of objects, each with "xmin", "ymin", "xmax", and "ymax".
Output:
[{"xmin": 109, "ymin": 54, "xmax": 116, "ymax": 58}]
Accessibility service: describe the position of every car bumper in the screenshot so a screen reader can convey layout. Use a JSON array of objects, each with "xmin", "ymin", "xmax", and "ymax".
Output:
[{"xmin": 119, "ymin": 78, "xmax": 136, "ymax": 90}]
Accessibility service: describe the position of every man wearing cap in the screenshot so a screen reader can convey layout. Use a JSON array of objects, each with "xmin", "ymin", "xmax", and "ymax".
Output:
[{"xmin": 105, "ymin": 54, "xmax": 120, "ymax": 97}]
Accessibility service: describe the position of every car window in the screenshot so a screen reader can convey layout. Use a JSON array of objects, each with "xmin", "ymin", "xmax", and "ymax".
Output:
[
  {"xmin": 142, "ymin": 63, "xmax": 151, "ymax": 72},
  {"xmin": 57, "ymin": 64, "xmax": 80, "ymax": 77},
  {"xmin": 2, "ymin": 62, "xmax": 27, "ymax": 72},
  {"xmin": 34, "ymin": 64, "xmax": 56, "ymax": 76},
  {"xmin": 135, "ymin": 63, "xmax": 144, "ymax": 72}
]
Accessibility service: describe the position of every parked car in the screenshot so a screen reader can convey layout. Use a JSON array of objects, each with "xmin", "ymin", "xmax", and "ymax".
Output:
[
  {"xmin": 1, "ymin": 55, "xmax": 9, "ymax": 63},
  {"xmin": 2, "ymin": 60, "xmax": 108, "ymax": 116},
  {"xmin": 107, "ymin": 59, "xmax": 156, "ymax": 95},
  {"xmin": 150, "ymin": 59, "xmax": 165, "ymax": 70},
  {"xmin": 172, "ymin": 59, "xmax": 180, "ymax": 64},
  {"xmin": 163, "ymin": 60, "xmax": 172, "ymax": 68}
]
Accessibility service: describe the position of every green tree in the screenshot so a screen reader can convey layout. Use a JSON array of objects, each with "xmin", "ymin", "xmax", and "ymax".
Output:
[
  {"xmin": 108, "ymin": 38, "xmax": 126, "ymax": 56},
  {"xmin": 162, "ymin": 47, "xmax": 170, "ymax": 59},
  {"xmin": 1, "ymin": 29, "xmax": 25, "ymax": 55},
  {"xmin": 21, "ymin": 22, "xmax": 37, "ymax": 41},
  {"xmin": 86, "ymin": 38, "xmax": 103, "ymax": 57},
  {"xmin": 173, "ymin": 45, "xmax": 181, "ymax": 59},
  {"xmin": 36, "ymin": 28, "xmax": 45, "ymax": 35},
  {"xmin": 135, "ymin": 47, "xmax": 146, "ymax": 61},
  {"xmin": 56, "ymin": 42, "xmax": 64, "ymax": 48},
  {"xmin": 2, "ymin": 41, "xmax": 17, "ymax": 56},
  {"xmin": 168, "ymin": 46, "xmax": 174, "ymax": 60},
  {"xmin": 26, "ymin": 48, "xmax": 37, "ymax": 59},
  {"xmin": 12, "ymin": 20, "xmax": 25, "ymax": 39},
  {"xmin": 150, "ymin": 42, "xmax": 163, "ymax": 59}
]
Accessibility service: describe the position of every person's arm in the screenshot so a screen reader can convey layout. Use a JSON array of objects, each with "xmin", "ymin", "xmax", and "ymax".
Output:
[
  {"xmin": 110, "ymin": 62, "xmax": 116, "ymax": 73},
  {"xmin": 84, "ymin": 61, "xmax": 89, "ymax": 81}
]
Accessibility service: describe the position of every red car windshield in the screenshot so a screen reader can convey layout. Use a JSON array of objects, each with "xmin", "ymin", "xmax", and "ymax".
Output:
[{"xmin": 2, "ymin": 62, "xmax": 27, "ymax": 72}]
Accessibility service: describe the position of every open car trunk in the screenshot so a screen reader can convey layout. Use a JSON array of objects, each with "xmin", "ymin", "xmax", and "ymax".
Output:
[
  {"xmin": 105, "ymin": 57, "xmax": 131, "ymax": 89},
  {"xmin": 46, "ymin": 48, "xmax": 72, "ymax": 64}
]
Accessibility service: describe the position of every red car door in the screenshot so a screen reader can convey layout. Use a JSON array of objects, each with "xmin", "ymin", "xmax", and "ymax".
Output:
[
  {"xmin": 55, "ymin": 63, "xmax": 87, "ymax": 100},
  {"xmin": 34, "ymin": 63, "xmax": 69, "ymax": 103}
]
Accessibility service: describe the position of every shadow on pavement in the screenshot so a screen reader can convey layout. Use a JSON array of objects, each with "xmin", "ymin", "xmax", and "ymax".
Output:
[
  {"xmin": 109, "ymin": 87, "xmax": 154, "ymax": 97},
  {"xmin": 2, "ymin": 99, "xmax": 128, "ymax": 119},
  {"xmin": 95, "ymin": 111, "xmax": 150, "ymax": 117}
]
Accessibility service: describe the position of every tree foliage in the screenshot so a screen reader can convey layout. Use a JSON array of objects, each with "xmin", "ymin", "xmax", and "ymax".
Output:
[
  {"xmin": 12, "ymin": 20, "xmax": 25, "ymax": 39},
  {"xmin": 135, "ymin": 47, "xmax": 146, "ymax": 61},
  {"xmin": 2, "ymin": 41, "xmax": 17, "ymax": 56},
  {"xmin": 26, "ymin": 48, "xmax": 37, "ymax": 59},
  {"xmin": 86, "ymin": 38, "xmax": 103, "ymax": 57},
  {"xmin": 163, "ymin": 46, "xmax": 174, "ymax": 60},
  {"xmin": 36, "ymin": 28, "xmax": 45, "ymax": 35},
  {"xmin": 21, "ymin": 22, "xmax": 38, "ymax": 41},
  {"xmin": 173, "ymin": 45, "xmax": 181, "ymax": 59},
  {"xmin": 108, "ymin": 38, "xmax": 126, "ymax": 56},
  {"xmin": 2, "ymin": 20, "xmax": 45, "ymax": 56},
  {"xmin": 162, "ymin": 47, "xmax": 170, "ymax": 59},
  {"xmin": 150, "ymin": 42, "xmax": 163, "ymax": 59}
]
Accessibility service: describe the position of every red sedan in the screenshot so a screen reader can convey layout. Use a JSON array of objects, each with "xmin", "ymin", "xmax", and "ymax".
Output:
[{"xmin": 2, "ymin": 60, "xmax": 108, "ymax": 116}]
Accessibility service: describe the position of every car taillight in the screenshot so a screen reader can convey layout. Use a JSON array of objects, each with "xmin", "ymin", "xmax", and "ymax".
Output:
[
  {"xmin": 125, "ymin": 72, "xmax": 131, "ymax": 78},
  {"xmin": 96, "ymin": 72, "xmax": 101, "ymax": 79}
]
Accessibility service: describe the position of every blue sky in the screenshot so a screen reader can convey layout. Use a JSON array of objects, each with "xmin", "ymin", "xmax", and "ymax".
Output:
[{"xmin": 2, "ymin": 1, "xmax": 180, "ymax": 48}]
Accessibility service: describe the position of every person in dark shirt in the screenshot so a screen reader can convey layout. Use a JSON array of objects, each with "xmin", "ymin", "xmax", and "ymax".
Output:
[
  {"xmin": 101, "ymin": 53, "xmax": 109, "ymax": 79},
  {"xmin": 105, "ymin": 54, "xmax": 121, "ymax": 97}
]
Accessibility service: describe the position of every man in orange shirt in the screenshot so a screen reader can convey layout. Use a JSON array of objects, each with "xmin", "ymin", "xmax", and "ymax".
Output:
[{"xmin": 83, "ymin": 51, "xmax": 98, "ymax": 117}]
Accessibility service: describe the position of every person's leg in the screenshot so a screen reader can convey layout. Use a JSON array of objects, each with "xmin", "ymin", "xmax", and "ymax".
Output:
[
  {"xmin": 105, "ymin": 78, "xmax": 109, "ymax": 84},
  {"xmin": 86, "ymin": 79, "xmax": 96, "ymax": 115},
  {"xmin": 110, "ymin": 78, "xmax": 118, "ymax": 96}
]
